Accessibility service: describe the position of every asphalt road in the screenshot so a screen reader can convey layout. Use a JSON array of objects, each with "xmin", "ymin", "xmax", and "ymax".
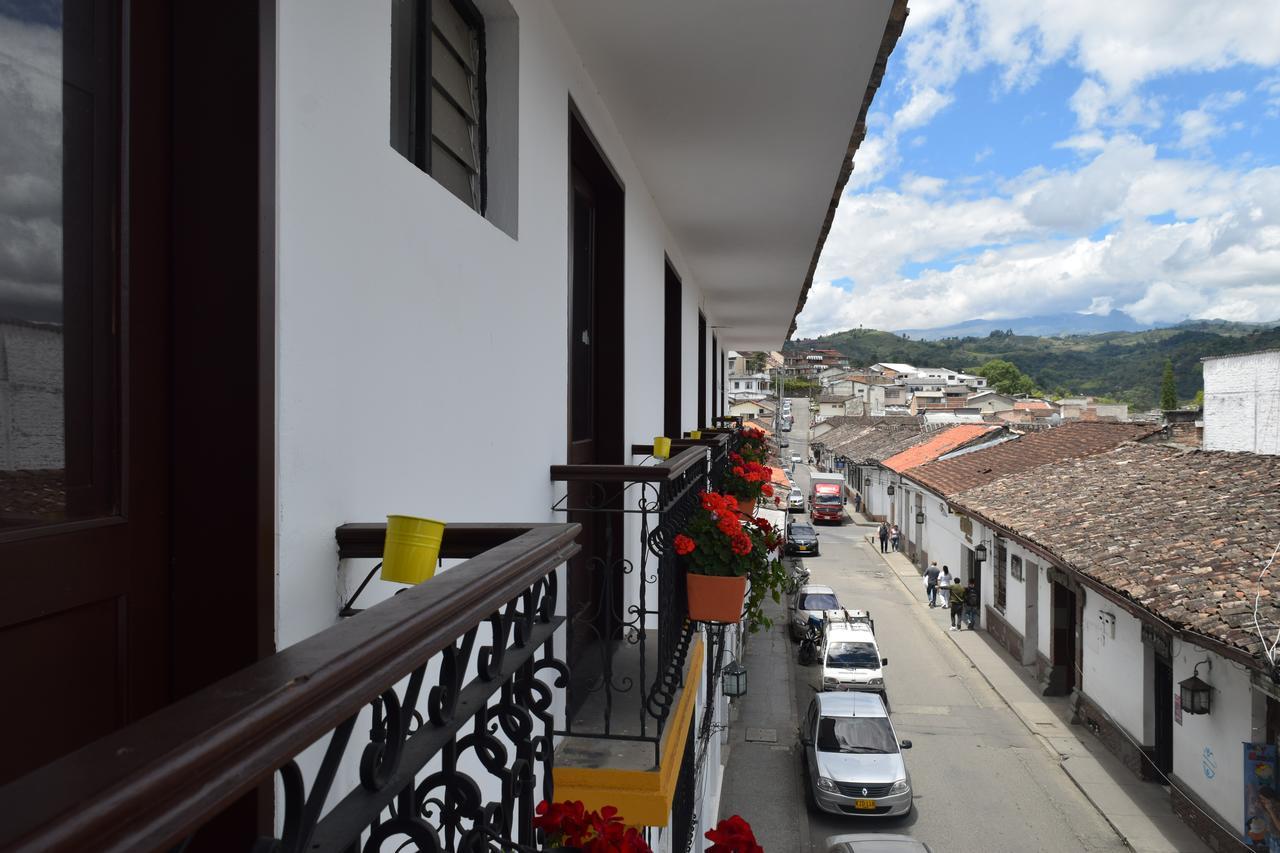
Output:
[{"xmin": 781, "ymin": 400, "xmax": 1126, "ymax": 853}]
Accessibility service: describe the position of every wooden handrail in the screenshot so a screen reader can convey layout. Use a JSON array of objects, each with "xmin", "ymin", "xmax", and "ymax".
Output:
[
  {"xmin": 550, "ymin": 445, "xmax": 707, "ymax": 483},
  {"xmin": 0, "ymin": 523, "xmax": 581, "ymax": 853}
]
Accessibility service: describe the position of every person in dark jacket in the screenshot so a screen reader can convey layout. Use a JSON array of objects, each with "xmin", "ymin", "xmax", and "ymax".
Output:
[
  {"xmin": 963, "ymin": 579, "xmax": 980, "ymax": 629},
  {"xmin": 878, "ymin": 522, "xmax": 889, "ymax": 553},
  {"xmin": 949, "ymin": 576, "xmax": 966, "ymax": 630}
]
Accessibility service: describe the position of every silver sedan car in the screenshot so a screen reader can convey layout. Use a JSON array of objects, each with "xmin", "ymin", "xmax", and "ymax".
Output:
[
  {"xmin": 789, "ymin": 583, "xmax": 840, "ymax": 639},
  {"xmin": 801, "ymin": 691, "xmax": 913, "ymax": 817}
]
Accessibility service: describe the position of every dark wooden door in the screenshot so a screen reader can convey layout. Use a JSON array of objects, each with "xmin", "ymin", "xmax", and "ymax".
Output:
[
  {"xmin": 0, "ymin": 1, "xmax": 173, "ymax": 786},
  {"xmin": 566, "ymin": 111, "xmax": 625, "ymax": 683},
  {"xmin": 1154, "ymin": 654, "xmax": 1174, "ymax": 775},
  {"xmin": 0, "ymin": 13, "xmax": 274, "ymax": 842},
  {"xmin": 1050, "ymin": 582, "xmax": 1078, "ymax": 694}
]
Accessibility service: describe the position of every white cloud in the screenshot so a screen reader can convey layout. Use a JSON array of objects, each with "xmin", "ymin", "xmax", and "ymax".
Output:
[
  {"xmin": 800, "ymin": 139, "xmax": 1280, "ymax": 337},
  {"xmin": 892, "ymin": 87, "xmax": 954, "ymax": 133},
  {"xmin": 900, "ymin": 174, "xmax": 947, "ymax": 196},
  {"xmin": 1082, "ymin": 296, "xmax": 1113, "ymax": 315},
  {"xmin": 1174, "ymin": 90, "xmax": 1249, "ymax": 150}
]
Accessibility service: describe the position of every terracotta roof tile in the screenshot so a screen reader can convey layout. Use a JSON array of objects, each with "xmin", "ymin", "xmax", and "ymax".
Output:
[
  {"xmin": 952, "ymin": 443, "xmax": 1280, "ymax": 660},
  {"xmin": 882, "ymin": 425, "xmax": 999, "ymax": 472},
  {"xmin": 906, "ymin": 422, "xmax": 1159, "ymax": 496}
]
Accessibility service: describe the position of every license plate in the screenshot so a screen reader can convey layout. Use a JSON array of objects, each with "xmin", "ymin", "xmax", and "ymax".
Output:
[{"xmin": 853, "ymin": 799, "xmax": 876, "ymax": 810}]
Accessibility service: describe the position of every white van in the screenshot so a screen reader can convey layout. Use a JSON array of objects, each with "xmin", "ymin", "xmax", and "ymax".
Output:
[{"xmin": 821, "ymin": 617, "xmax": 887, "ymax": 700}]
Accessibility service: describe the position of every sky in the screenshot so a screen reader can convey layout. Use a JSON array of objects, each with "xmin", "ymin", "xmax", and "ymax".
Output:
[{"xmin": 795, "ymin": 0, "xmax": 1280, "ymax": 338}]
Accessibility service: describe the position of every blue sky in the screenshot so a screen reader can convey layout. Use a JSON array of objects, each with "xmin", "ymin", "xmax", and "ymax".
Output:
[{"xmin": 796, "ymin": 0, "xmax": 1280, "ymax": 337}]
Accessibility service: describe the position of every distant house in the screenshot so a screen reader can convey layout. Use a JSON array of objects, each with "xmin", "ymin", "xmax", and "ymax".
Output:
[
  {"xmin": 869, "ymin": 362, "xmax": 916, "ymax": 379},
  {"xmin": 908, "ymin": 390, "xmax": 945, "ymax": 414},
  {"xmin": 727, "ymin": 372, "xmax": 772, "ymax": 400},
  {"xmin": 818, "ymin": 394, "xmax": 860, "ymax": 419},
  {"xmin": 728, "ymin": 397, "xmax": 776, "ymax": 420},
  {"xmin": 883, "ymin": 385, "xmax": 911, "ymax": 407},
  {"xmin": 967, "ymin": 390, "xmax": 1016, "ymax": 414}
]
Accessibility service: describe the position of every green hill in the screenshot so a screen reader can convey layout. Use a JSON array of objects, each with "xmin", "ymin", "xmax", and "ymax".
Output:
[{"xmin": 787, "ymin": 324, "xmax": 1280, "ymax": 410}]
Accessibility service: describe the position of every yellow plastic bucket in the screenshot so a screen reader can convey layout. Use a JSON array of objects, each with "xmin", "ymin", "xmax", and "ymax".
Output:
[
  {"xmin": 380, "ymin": 515, "xmax": 446, "ymax": 585},
  {"xmin": 654, "ymin": 436, "xmax": 672, "ymax": 459},
  {"xmin": 689, "ymin": 430, "xmax": 702, "ymax": 440}
]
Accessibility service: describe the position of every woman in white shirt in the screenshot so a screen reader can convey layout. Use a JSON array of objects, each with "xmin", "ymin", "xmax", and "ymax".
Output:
[{"xmin": 936, "ymin": 566, "xmax": 953, "ymax": 607}]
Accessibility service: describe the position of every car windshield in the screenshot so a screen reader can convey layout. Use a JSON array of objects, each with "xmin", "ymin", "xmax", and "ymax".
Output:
[
  {"xmin": 816, "ymin": 716, "xmax": 897, "ymax": 754},
  {"xmin": 814, "ymin": 494, "xmax": 842, "ymax": 504},
  {"xmin": 797, "ymin": 593, "xmax": 839, "ymax": 611},
  {"xmin": 790, "ymin": 526, "xmax": 815, "ymax": 538},
  {"xmin": 826, "ymin": 641, "xmax": 880, "ymax": 669}
]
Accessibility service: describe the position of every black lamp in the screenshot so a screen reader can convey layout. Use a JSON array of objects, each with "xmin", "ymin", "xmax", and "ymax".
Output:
[
  {"xmin": 722, "ymin": 660, "xmax": 748, "ymax": 698},
  {"xmin": 887, "ymin": 484, "xmax": 895, "ymax": 495},
  {"xmin": 915, "ymin": 510, "xmax": 925, "ymax": 525},
  {"xmin": 975, "ymin": 543, "xmax": 988, "ymax": 562},
  {"xmin": 1180, "ymin": 660, "xmax": 1212, "ymax": 715}
]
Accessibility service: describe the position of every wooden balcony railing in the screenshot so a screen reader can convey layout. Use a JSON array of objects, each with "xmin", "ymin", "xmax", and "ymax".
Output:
[{"xmin": 0, "ymin": 523, "xmax": 580, "ymax": 853}]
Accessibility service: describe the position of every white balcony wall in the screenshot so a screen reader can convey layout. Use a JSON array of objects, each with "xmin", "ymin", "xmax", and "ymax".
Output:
[{"xmin": 277, "ymin": 0, "xmax": 707, "ymax": 649}]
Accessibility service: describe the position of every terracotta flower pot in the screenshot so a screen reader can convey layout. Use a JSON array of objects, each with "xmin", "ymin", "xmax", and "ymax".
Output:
[{"xmin": 686, "ymin": 573, "xmax": 747, "ymax": 623}]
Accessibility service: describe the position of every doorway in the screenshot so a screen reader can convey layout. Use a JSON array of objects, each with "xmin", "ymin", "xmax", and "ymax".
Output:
[
  {"xmin": 1153, "ymin": 654, "xmax": 1174, "ymax": 776},
  {"xmin": 1047, "ymin": 581, "xmax": 1078, "ymax": 696},
  {"xmin": 566, "ymin": 109, "xmax": 625, "ymax": 679}
]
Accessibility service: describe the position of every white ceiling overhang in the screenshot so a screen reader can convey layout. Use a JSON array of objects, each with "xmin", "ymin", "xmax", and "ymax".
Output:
[{"xmin": 552, "ymin": 0, "xmax": 908, "ymax": 351}]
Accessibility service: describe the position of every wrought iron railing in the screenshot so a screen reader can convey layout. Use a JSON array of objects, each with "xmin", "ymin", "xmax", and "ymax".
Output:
[
  {"xmin": 0, "ymin": 523, "xmax": 580, "ymax": 853},
  {"xmin": 550, "ymin": 445, "xmax": 713, "ymax": 766}
]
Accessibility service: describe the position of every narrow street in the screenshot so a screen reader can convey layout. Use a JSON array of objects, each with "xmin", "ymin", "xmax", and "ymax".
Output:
[{"xmin": 776, "ymin": 400, "xmax": 1128, "ymax": 852}]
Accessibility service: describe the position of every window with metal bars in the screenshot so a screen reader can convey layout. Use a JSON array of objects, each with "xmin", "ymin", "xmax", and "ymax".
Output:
[{"xmin": 391, "ymin": 0, "xmax": 486, "ymax": 212}]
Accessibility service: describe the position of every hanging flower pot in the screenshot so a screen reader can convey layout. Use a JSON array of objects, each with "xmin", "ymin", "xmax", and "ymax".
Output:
[
  {"xmin": 674, "ymin": 493, "xmax": 787, "ymax": 632},
  {"xmin": 686, "ymin": 572, "xmax": 748, "ymax": 623}
]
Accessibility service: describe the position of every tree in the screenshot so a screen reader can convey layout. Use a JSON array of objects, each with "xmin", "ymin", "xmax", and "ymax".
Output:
[
  {"xmin": 1160, "ymin": 360, "xmax": 1178, "ymax": 410},
  {"xmin": 975, "ymin": 358, "xmax": 1038, "ymax": 396}
]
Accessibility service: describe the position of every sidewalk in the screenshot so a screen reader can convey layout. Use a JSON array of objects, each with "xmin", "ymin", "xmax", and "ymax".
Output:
[
  {"xmin": 875, "ymin": 544, "xmax": 1210, "ymax": 853},
  {"xmin": 718, "ymin": 594, "xmax": 809, "ymax": 853}
]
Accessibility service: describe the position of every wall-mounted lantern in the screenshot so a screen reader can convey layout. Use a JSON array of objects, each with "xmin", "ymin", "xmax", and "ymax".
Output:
[
  {"xmin": 887, "ymin": 484, "xmax": 896, "ymax": 496},
  {"xmin": 915, "ymin": 510, "xmax": 925, "ymax": 525},
  {"xmin": 722, "ymin": 660, "xmax": 748, "ymax": 698},
  {"xmin": 1180, "ymin": 660, "xmax": 1213, "ymax": 715},
  {"xmin": 974, "ymin": 543, "xmax": 988, "ymax": 562}
]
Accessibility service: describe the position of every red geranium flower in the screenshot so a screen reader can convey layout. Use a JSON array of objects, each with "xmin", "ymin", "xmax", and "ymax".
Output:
[
  {"xmin": 674, "ymin": 534, "xmax": 696, "ymax": 555},
  {"xmin": 705, "ymin": 815, "xmax": 763, "ymax": 853}
]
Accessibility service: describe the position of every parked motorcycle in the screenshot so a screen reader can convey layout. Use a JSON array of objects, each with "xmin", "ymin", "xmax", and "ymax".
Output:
[{"xmin": 798, "ymin": 615, "xmax": 822, "ymax": 665}]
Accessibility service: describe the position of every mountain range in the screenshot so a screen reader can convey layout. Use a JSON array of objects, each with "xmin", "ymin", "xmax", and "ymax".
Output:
[
  {"xmin": 893, "ymin": 311, "xmax": 1161, "ymax": 340},
  {"xmin": 788, "ymin": 319, "xmax": 1280, "ymax": 410}
]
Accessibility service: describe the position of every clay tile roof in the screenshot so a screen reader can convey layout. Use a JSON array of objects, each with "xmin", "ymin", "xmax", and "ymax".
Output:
[
  {"xmin": 1013, "ymin": 399, "xmax": 1056, "ymax": 411},
  {"xmin": 822, "ymin": 421, "xmax": 929, "ymax": 463},
  {"xmin": 882, "ymin": 425, "xmax": 998, "ymax": 472},
  {"xmin": 952, "ymin": 443, "xmax": 1280, "ymax": 660},
  {"xmin": 906, "ymin": 422, "xmax": 1160, "ymax": 496}
]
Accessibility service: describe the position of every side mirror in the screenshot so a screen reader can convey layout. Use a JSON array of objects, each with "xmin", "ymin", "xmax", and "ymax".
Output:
[
  {"xmin": 900, "ymin": 740, "xmax": 912, "ymax": 749},
  {"xmin": 881, "ymin": 658, "xmax": 889, "ymax": 666}
]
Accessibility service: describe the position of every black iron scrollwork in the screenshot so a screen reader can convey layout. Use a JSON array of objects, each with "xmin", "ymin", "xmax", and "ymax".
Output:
[{"xmin": 244, "ymin": 576, "xmax": 567, "ymax": 853}]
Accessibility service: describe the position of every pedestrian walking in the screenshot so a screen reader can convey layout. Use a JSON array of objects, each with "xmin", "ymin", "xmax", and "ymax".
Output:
[
  {"xmin": 890, "ymin": 524, "xmax": 900, "ymax": 551},
  {"xmin": 878, "ymin": 522, "xmax": 889, "ymax": 553},
  {"xmin": 937, "ymin": 566, "xmax": 952, "ymax": 607},
  {"xmin": 924, "ymin": 561, "xmax": 941, "ymax": 607},
  {"xmin": 963, "ymin": 579, "xmax": 979, "ymax": 629},
  {"xmin": 948, "ymin": 576, "xmax": 965, "ymax": 630},
  {"xmin": 853, "ymin": 492, "xmax": 862, "ymax": 514}
]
